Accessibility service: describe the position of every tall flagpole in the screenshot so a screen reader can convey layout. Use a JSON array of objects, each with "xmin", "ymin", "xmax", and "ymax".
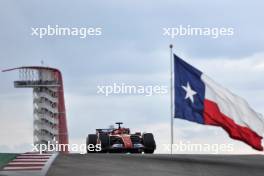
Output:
[{"xmin": 169, "ymin": 44, "xmax": 174, "ymax": 154}]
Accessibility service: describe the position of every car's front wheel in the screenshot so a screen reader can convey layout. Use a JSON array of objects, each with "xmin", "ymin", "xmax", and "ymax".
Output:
[
  {"xmin": 143, "ymin": 133, "xmax": 156, "ymax": 154},
  {"xmin": 87, "ymin": 134, "xmax": 97, "ymax": 153},
  {"xmin": 99, "ymin": 134, "xmax": 110, "ymax": 153}
]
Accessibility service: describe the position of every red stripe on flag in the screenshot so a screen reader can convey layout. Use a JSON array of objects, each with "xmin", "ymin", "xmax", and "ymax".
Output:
[{"xmin": 203, "ymin": 99, "xmax": 263, "ymax": 151}]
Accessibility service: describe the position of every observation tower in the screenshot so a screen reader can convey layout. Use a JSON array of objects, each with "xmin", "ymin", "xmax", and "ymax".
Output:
[{"xmin": 3, "ymin": 66, "xmax": 69, "ymax": 152}]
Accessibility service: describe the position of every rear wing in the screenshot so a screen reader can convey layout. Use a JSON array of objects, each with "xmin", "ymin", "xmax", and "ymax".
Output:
[{"xmin": 96, "ymin": 129, "xmax": 112, "ymax": 134}]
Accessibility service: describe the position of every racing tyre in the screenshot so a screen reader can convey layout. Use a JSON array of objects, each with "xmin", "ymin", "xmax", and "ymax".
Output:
[
  {"xmin": 143, "ymin": 133, "xmax": 156, "ymax": 154},
  {"xmin": 99, "ymin": 133, "xmax": 110, "ymax": 153},
  {"xmin": 87, "ymin": 134, "xmax": 97, "ymax": 153}
]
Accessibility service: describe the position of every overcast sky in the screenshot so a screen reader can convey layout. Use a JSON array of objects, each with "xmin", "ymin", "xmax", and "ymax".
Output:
[{"xmin": 0, "ymin": 0, "xmax": 264, "ymax": 154}]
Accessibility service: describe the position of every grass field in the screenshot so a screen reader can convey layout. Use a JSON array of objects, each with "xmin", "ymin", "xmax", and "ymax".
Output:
[{"xmin": 0, "ymin": 153, "xmax": 18, "ymax": 169}]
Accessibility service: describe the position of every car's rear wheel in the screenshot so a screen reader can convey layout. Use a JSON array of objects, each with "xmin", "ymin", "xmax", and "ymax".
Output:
[
  {"xmin": 99, "ymin": 134, "xmax": 110, "ymax": 153},
  {"xmin": 143, "ymin": 133, "xmax": 156, "ymax": 154},
  {"xmin": 87, "ymin": 134, "xmax": 97, "ymax": 153}
]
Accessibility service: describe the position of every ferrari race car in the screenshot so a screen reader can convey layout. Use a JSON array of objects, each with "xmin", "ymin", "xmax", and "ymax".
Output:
[{"xmin": 86, "ymin": 122, "xmax": 156, "ymax": 153}]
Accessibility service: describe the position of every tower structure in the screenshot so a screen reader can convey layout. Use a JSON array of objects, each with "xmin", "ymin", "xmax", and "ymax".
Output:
[{"xmin": 3, "ymin": 66, "xmax": 69, "ymax": 152}]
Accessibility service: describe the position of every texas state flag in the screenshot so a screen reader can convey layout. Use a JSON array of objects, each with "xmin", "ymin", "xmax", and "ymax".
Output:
[{"xmin": 174, "ymin": 54, "xmax": 264, "ymax": 151}]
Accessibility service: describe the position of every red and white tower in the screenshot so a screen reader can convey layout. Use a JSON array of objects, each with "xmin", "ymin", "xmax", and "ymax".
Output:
[{"xmin": 3, "ymin": 66, "xmax": 69, "ymax": 153}]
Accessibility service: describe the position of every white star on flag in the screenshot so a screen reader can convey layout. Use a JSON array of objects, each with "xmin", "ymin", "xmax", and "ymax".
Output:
[{"xmin": 181, "ymin": 82, "xmax": 197, "ymax": 103}]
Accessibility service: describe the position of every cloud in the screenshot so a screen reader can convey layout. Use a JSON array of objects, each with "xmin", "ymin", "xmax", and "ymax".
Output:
[{"xmin": 0, "ymin": 94, "xmax": 33, "ymax": 153}]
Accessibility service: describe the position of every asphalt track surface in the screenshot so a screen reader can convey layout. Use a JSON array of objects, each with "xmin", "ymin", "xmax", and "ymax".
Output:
[{"xmin": 47, "ymin": 154, "xmax": 264, "ymax": 176}]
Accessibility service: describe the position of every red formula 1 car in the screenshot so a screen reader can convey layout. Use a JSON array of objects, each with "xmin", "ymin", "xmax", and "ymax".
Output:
[{"xmin": 86, "ymin": 122, "xmax": 156, "ymax": 153}]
